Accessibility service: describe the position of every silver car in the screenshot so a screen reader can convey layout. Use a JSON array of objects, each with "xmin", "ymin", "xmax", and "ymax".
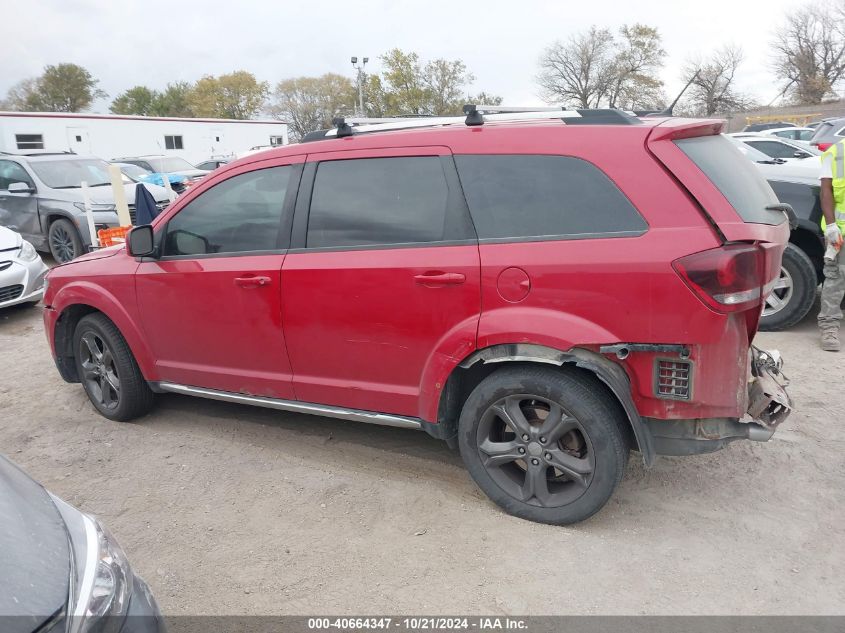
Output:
[
  {"xmin": 0, "ymin": 152, "xmax": 171, "ymax": 263},
  {"xmin": 0, "ymin": 225, "xmax": 48, "ymax": 308}
]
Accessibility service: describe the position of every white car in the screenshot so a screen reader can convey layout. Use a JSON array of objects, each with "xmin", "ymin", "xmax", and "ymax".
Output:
[
  {"xmin": 0, "ymin": 225, "xmax": 48, "ymax": 308},
  {"xmin": 726, "ymin": 136, "xmax": 820, "ymax": 184},
  {"xmin": 729, "ymin": 133, "xmax": 820, "ymax": 161}
]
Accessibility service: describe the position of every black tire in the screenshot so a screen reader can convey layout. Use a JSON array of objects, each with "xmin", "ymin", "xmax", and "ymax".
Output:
[
  {"xmin": 458, "ymin": 366, "xmax": 629, "ymax": 525},
  {"xmin": 73, "ymin": 313, "xmax": 154, "ymax": 422},
  {"xmin": 48, "ymin": 218, "xmax": 83, "ymax": 263},
  {"xmin": 759, "ymin": 243, "xmax": 818, "ymax": 332}
]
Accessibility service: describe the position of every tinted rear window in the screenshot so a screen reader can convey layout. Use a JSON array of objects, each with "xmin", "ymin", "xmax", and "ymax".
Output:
[
  {"xmin": 454, "ymin": 155, "xmax": 647, "ymax": 240},
  {"xmin": 675, "ymin": 136, "xmax": 782, "ymax": 225},
  {"xmin": 307, "ymin": 157, "xmax": 450, "ymax": 248}
]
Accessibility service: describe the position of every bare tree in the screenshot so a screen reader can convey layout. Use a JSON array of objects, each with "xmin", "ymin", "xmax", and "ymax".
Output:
[
  {"xmin": 681, "ymin": 45, "xmax": 754, "ymax": 115},
  {"xmin": 607, "ymin": 24, "xmax": 666, "ymax": 109},
  {"xmin": 537, "ymin": 25, "xmax": 665, "ymax": 109},
  {"xmin": 537, "ymin": 27, "xmax": 616, "ymax": 108},
  {"xmin": 773, "ymin": 2, "xmax": 845, "ymax": 104}
]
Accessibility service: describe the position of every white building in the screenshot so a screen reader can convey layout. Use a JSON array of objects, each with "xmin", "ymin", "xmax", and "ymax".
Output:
[{"xmin": 0, "ymin": 111, "xmax": 288, "ymax": 165}]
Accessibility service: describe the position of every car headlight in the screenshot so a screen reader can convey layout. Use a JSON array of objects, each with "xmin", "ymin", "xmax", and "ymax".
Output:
[
  {"xmin": 70, "ymin": 514, "xmax": 134, "ymax": 633},
  {"xmin": 18, "ymin": 239, "xmax": 39, "ymax": 262},
  {"xmin": 73, "ymin": 202, "xmax": 118, "ymax": 213}
]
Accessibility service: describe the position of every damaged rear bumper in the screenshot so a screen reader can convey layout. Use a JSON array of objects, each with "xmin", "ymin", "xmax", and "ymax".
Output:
[
  {"xmin": 643, "ymin": 347, "xmax": 792, "ymax": 457},
  {"xmin": 747, "ymin": 347, "xmax": 792, "ymax": 428}
]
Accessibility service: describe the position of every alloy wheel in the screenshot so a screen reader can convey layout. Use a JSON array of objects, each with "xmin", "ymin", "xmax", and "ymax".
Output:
[
  {"xmin": 763, "ymin": 266, "xmax": 794, "ymax": 317},
  {"xmin": 476, "ymin": 394, "xmax": 595, "ymax": 507},
  {"xmin": 79, "ymin": 332, "xmax": 121, "ymax": 410},
  {"xmin": 50, "ymin": 225, "xmax": 76, "ymax": 263}
]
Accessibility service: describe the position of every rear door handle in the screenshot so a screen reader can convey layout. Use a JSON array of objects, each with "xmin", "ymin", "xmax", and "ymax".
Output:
[
  {"xmin": 413, "ymin": 271, "xmax": 466, "ymax": 286},
  {"xmin": 234, "ymin": 275, "xmax": 271, "ymax": 288}
]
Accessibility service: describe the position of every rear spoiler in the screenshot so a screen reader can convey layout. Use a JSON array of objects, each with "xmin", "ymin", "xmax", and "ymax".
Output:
[{"xmin": 647, "ymin": 118, "xmax": 725, "ymax": 142}]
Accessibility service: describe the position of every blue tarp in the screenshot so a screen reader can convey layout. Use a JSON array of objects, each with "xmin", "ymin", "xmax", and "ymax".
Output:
[
  {"xmin": 134, "ymin": 183, "xmax": 160, "ymax": 225},
  {"xmin": 138, "ymin": 172, "xmax": 185, "ymax": 188}
]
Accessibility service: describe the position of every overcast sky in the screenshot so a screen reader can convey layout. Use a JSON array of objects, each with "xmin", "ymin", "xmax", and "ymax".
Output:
[{"xmin": 0, "ymin": 0, "xmax": 809, "ymax": 113}]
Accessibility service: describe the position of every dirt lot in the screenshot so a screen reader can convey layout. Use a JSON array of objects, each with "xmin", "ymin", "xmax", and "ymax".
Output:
[{"xmin": 1, "ymin": 298, "xmax": 843, "ymax": 616}]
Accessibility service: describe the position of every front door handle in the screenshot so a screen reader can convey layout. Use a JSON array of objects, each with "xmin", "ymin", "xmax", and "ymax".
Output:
[
  {"xmin": 234, "ymin": 275, "xmax": 271, "ymax": 288},
  {"xmin": 413, "ymin": 271, "xmax": 466, "ymax": 287}
]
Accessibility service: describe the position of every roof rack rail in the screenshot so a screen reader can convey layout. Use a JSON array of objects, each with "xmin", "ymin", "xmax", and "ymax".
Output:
[{"xmin": 300, "ymin": 105, "xmax": 641, "ymax": 143}]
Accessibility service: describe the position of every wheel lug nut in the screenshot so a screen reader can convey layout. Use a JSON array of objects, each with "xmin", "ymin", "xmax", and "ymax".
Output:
[
  {"xmin": 544, "ymin": 452, "xmax": 552, "ymax": 460},
  {"xmin": 531, "ymin": 458, "xmax": 539, "ymax": 466},
  {"xmin": 521, "ymin": 434, "xmax": 529, "ymax": 441},
  {"xmin": 518, "ymin": 447, "xmax": 525, "ymax": 454},
  {"xmin": 539, "ymin": 436, "xmax": 546, "ymax": 443}
]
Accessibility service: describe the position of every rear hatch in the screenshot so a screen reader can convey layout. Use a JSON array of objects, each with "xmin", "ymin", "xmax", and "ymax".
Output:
[{"xmin": 647, "ymin": 119, "xmax": 790, "ymax": 334}]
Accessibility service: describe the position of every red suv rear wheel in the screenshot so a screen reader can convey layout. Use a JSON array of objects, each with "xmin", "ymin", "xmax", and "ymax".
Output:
[{"xmin": 458, "ymin": 366, "xmax": 629, "ymax": 524}]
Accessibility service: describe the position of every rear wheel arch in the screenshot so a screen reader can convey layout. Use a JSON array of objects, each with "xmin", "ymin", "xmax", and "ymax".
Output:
[{"xmin": 431, "ymin": 343, "xmax": 654, "ymax": 466}]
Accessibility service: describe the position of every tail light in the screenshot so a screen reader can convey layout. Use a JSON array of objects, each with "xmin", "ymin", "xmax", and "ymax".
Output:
[
  {"xmin": 816, "ymin": 142, "xmax": 832, "ymax": 151},
  {"xmin": 673, "ymin": 244, "xmax": 778, "ymax": 313}
]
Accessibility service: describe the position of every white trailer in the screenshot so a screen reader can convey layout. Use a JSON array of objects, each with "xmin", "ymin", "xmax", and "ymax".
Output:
[{"xmin": 0, "ymin": 111, "xmax": 288, "ymax": 165}]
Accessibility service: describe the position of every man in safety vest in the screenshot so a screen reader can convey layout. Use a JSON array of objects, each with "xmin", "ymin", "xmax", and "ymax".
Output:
[{"xmin": 819, "ymin": 141, "xmax": 845, "ymax": 351}]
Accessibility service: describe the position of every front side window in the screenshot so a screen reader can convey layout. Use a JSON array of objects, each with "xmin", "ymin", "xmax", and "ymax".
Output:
[
  {"xmin": 15, "ymin": 134, "xmax": 44, "ymax": 150},
  {"xmin": 164, "ymin": 166, "xmax": 291, "ymax": 256},
  {"xmin": 0, "ymin": 160, "xmax": 34, "ymax": 190},
  {"xmin": 307, "ymin": 157, "xmax": 451, "ymax": 249},
  {"xmin": 455, "ymin": 155, "xmax": 647, "ymax": 240},
  {"xmin": 164, "ymin": 135, "xmax": 184, "ymax": 150}
]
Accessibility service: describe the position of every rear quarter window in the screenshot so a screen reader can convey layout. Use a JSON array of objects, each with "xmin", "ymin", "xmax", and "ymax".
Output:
[
  {"xmin": 454, "ymin": 155, "xmax": 647, "ymax": 241},
  {"xmin": 674, "ymin": 135, "xmax": 782, "ymax": 225}
]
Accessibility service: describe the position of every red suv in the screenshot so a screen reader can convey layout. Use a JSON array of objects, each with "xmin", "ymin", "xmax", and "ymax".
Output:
[{"xmin": 43, "ymin": 108, "xmax": 793, "ymax": 524}]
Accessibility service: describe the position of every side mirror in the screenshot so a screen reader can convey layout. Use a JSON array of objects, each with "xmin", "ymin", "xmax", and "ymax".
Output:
[
  {"xmin": 127, "ymin": 225, "xmax": 156, "ymax": 257},
  {"xmin": 8, "ymin": 182, "xmax": 34, "ymax": 194},
  {"xmin": 793, "ymin": 150, "xmax": 810, "ymax": 159}
]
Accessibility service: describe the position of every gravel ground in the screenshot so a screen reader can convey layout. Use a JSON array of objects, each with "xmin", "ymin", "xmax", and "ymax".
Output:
[{"xmin": 1, "ymin": 297, "xmax": 843, "ymax": 616}]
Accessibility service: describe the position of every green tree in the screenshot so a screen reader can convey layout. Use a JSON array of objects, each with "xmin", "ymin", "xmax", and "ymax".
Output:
[
  {"xmin": 467, "ymin": 91, "xmax": 503, "ymax": 107},
  {"xmin": 150, "ymin": 82, "xmax": 196, "ymax": 117},
  {"xmin": 268, "ymin": 73, "xmax": 356, "ymax": 141},
  {"xmin": 189, "ymin": 71, "xmax": 268, "ymax": 119},
  {"xmin": 24, "ymin": 63, "xmax": 105, "ymax": 112},
  {"xmin": 423, "ymin": 58, "xmax": 474, "ymax": 115},
  {"xmin": 110, "ymin": 86, "xmax": 157, "ymax": 115},
  {"xmin": 1, "ymin": 78, "xmax": 40, "ymax": 111},
  {"xmin": 375, "ymin": 49, "xmax": 493, "ymax": 116},
  {"xmin": 607, "ymin": 24, "xmax": 666, "ymax": 109},
  {"xmin": 379, "ymin": 49, "xmax": 429, "ymax": 114}
]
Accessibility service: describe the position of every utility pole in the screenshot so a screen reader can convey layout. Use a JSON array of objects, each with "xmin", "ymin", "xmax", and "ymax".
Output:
[{"xmin": 351, "ymin": 56, "xmax": 368, "ymax": 116}]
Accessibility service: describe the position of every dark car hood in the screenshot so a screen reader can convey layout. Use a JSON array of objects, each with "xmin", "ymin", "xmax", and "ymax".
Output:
[{"xmin": 0, "ymin": 456, "xmax": 70, "ymax": 632}]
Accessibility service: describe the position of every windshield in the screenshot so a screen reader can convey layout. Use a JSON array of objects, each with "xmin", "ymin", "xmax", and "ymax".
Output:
[
  {"xmin": 119, "ymin": 164, "xmax": 151, "ymax": 179},
  {"xmin": 726, "ymin": 136, "xmax": 772, "ymax": 162},
  {"xmin": 144, "ymin": 157, "xmax": 196, "ymax": 172},
  {"xmin": 30, "ymin": 158, "xmax": 113, "ymax": 188}
]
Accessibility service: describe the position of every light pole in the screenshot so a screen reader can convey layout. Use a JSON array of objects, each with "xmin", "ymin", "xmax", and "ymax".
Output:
[{"xmin": 351, "ymin": 56, "xmax": 368, "ymax": 116}]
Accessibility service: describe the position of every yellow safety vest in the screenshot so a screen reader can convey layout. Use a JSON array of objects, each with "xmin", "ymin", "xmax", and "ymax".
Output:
[{"xmin": 821, "ymin": 141, "xmax": 845, "ymax": 232}]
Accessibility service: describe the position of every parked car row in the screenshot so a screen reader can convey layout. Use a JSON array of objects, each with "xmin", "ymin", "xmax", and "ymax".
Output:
[{"xmin": 0, "ymin": 151, "xmax": 233, "ymax": 264}]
